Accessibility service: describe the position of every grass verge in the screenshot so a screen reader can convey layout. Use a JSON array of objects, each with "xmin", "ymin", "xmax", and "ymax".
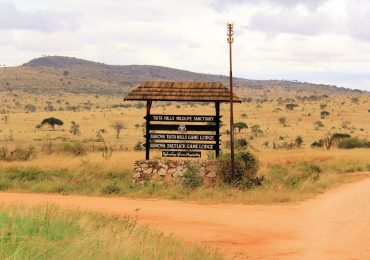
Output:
[
  {"xmin": 0, "ymin": 204, "xmax": 221, "ymax": 259},
  {"xmin": 0, "ymin": 161, "xmax": 368, "ymax": 204}
]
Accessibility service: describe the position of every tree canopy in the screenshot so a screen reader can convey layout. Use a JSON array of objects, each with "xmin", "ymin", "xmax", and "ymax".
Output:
[
  {"xmin": 233, "ymin": 122, "xmax": 248, "ymax": 133},
  {"xmin": 320, "ymin": 111, "xmax": 330, "ymax": 118},
  {"xmin": 111, "ymin": 121, "xmax": 124, "ymax": 139},
  {"xmin": 285, "ymin": 103, "xmax": 299, "ymax": 110},
  {"xmin": 40, "ymin": 117, "xmax": 64, "ymax": 130}
]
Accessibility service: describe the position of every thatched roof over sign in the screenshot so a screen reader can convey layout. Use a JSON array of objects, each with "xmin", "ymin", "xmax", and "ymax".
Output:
[{"xmin": 124, "ymin": 81, "xmax": 241, "ymax": 102}]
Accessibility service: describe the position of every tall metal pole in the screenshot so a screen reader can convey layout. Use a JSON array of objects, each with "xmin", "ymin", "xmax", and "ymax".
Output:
[{"xmin": 227, "ymin": 22, "xmax": 235, "ymax": 180}]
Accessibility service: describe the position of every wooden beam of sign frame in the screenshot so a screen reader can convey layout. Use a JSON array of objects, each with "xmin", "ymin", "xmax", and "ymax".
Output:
[
  {"xmin": 146, "ymin": 115, "xmax": 221, "ymax": 122},
  {"xmin": 149, "ymin": 124, "xmax": 217, "ymax": 132}
]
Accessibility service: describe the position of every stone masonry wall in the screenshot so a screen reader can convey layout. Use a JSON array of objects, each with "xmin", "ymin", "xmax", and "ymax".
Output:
[{"xmin": 133, "ymin": 160, "xmax": 217, "ymax": 186}]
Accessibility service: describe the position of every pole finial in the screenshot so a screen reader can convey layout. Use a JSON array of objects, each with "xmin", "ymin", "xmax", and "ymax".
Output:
[{"xmin": 227, "ymin": 22, "xmax": 234, "ymax": 43}]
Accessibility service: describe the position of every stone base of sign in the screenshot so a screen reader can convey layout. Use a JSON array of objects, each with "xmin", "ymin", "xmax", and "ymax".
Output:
[{"xmin": 133, "ymin": 160, "xmax": 218, "ymax": 186}]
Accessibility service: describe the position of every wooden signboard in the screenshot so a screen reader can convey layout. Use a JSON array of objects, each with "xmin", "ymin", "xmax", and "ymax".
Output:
[
  {"xmin": 147, "ymin": 114, "xmax": 220, "ymax": 122},
  {"xmin": 162, "ymin": 151, "xmax": 201, "ymax": 158},
  {"xmin": 142, "ymin": 102, "xmax": 221, "ymax": 159},
  {"xmin": 148, "ymin": 133, "xmax": 217, "ymax": 141},
  {"xmin": 149, "ymin": 124, "xmax": 217, "ymax": 132},
  {"xmin": 124, "ymin": 81, "xmax": 242, "ymax": 160},
  {"xmin": 148, "ymin": 142, "xmax": 216, "ymax": 150}
]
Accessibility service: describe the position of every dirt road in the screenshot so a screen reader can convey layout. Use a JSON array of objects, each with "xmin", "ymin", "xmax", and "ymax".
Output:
[{"xmin": 1, "ymin": 177, "xmax": 370, "ymax": 259}]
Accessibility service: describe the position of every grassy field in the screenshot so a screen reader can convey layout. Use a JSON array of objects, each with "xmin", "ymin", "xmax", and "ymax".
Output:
[
  {"xmin": 0, "ymin": 75, "xmax": 369, "ymax": 204},
  {"xmin": 0, "ymin": 204, "xmax": 221, "ymax": 259},
  {"xmin": 0, "ymin": 149, "xmax": 368, "ymax": 204},
  {"xmin": 0, "ymin": 92, "xmax": 369, "ymax": 152}
]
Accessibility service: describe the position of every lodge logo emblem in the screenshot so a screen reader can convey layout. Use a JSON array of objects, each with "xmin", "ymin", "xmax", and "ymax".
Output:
[{"xmin": 178, "ymin": 124, "xmax": 187, "ymax": 132}]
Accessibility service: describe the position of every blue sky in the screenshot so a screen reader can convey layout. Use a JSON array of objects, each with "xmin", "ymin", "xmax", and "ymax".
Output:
[{"xmin": 1, "ymin": 0, "xmax": 370, "ymax": 91}]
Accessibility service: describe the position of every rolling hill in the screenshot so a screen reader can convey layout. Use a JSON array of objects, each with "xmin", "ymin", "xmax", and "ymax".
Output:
[{"xmin": 0, "ymin": 56, "xmax": 365, "ymax": 97}]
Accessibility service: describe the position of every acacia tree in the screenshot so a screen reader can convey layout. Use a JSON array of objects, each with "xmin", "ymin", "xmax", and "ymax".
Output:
[
  {"xmin": 285, "ymin": 103, "xmax": 299, "ymax": 110},
  {"xmin": 111, "ymin": 121, "xmax": 124, "ymax": 139},
  {"xmin": 40, "ymin": 117, "xmax": 64, "ymax": 130},
  {"xmin": 313, "ymin": 133, "xmax": 351, "ymax": 150},
  {"xmin": 234, "ymin": 122, "xmax": 248, "ymax": 133},
  {"xmin": 320, "ymin": 111, "xmax": 330, "ymax": 119}
]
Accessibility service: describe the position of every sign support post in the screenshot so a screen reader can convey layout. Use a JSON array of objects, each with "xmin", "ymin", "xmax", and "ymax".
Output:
[
  {"xmin": 145, "ymin": 100, "xmax": 152, "ymax": 160},
  {"xmin": 215, "ymin": 101, "xmax": 220, "ymax": 158}
]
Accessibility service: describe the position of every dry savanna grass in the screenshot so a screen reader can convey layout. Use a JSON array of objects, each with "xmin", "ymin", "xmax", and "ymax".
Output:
[
  {"xmin": 0, "ymin": 149, "xmax": 368, "ymax": 204},
  {"xmin": 0, "ymin": 92, "xmax": 369, "ymax": 150},
  {"xmin": 0, "ymin": 78, "xmax": 369, "ymax": 204}
]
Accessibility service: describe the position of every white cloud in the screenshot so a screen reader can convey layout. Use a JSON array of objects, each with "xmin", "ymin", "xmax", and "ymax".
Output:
[
  {"xmin": 211, "ymin": 0, "xmax": 329, "ymax": 12},
  {"xmin": 247, "ymin": 9, "xmax": 336, "ymax": 36},
  {"xmin": 345, "ymin": 1, "xmax": 370, "ymax": 42},
  {"xmin": 244, "ymin": 0, "xmax": 370, "ymax": 44},
  {"xmin": 12, "ymin": 31, "xmax": 83, "ymax": 52},
  {"xmin": 0, "ymin": 1, "xmax": 79, "ymax": 32},
  {"xmin": 0, "ymin": 0, "xmax": 369, "ymax": 91}
]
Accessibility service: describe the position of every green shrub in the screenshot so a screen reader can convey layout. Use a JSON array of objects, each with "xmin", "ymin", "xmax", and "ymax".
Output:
[
  {"xmin": 311, "ymin": 140, "xmax": 323, "ymax": 148},
  {"xmin": 332, "ymin": 133, "xmax": 351, "ymax": 139},
  {"xmin": 265, "ymin": 165, "xmax": 290, "ymax": 185},
  {"xmin": 55, "ymin": 142, "xmax": 87, "ymax": 155},
  {"xmin": 0, "ymin": 182, "xmax": 10, "ymax": 190},
  {"xmin": 217, "ymin": 151, "xmax": 261, "ymax": 188},
  {"xmin": 268, "ymin": 165, "xmax": 312, "ymax": 188},
  {"xmin": 6, "ymin": 168, "xmax": 44, "ymax": 182},
  {"xmin": 104, "ymin": 171, "xmax": 130, "ymax": 181},
  {"xmin": 338, "ymin": 137, "xmax": 368, "ymax": 149},
  {"xmin": 342, "ymin": 164, "xmax": 364, "ymax": 173},
  {"xmin": 267, "ymin": 164, "xmax": 320, "ymax": 189},
  {"xmin": 298, "ymin": 162, "xmax": 322, "ymax": 174},
  {"xmin": 311, "ymin": 133, "xmax": 352, "ymax": 150},
  {"xmin": 295, "ymin": 136, "xmax": 303, "ymax": 147},
  {"xmin": 297, "ymin": 162, "xmax": 321, "ymax": 181},
  {"xmin": 134, "ymin": 142, "xmax": 144, "ymax": 151},
  {"xmin": 101, "ymin": 183, "xmax": 121, "ymax": 195},
  {"xmin": 238, "ymin": 175, "xmax": 264, "ymax": 189},
  {"xmin": 236, "ymin": 138, "xmax": 248, "ymax": 148},
  {"xmin": 182, "ymin": 163, "xmax": 203, "ymax": 189},
  {"xmin": 2, "ymin": 168, "xmax": 68, "ymax": 182}
]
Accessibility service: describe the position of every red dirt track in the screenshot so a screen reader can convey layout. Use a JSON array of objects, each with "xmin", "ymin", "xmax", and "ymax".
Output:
[{"xmin": 1, "ymin": 177, "xmax": 370, "ymax": 259}]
